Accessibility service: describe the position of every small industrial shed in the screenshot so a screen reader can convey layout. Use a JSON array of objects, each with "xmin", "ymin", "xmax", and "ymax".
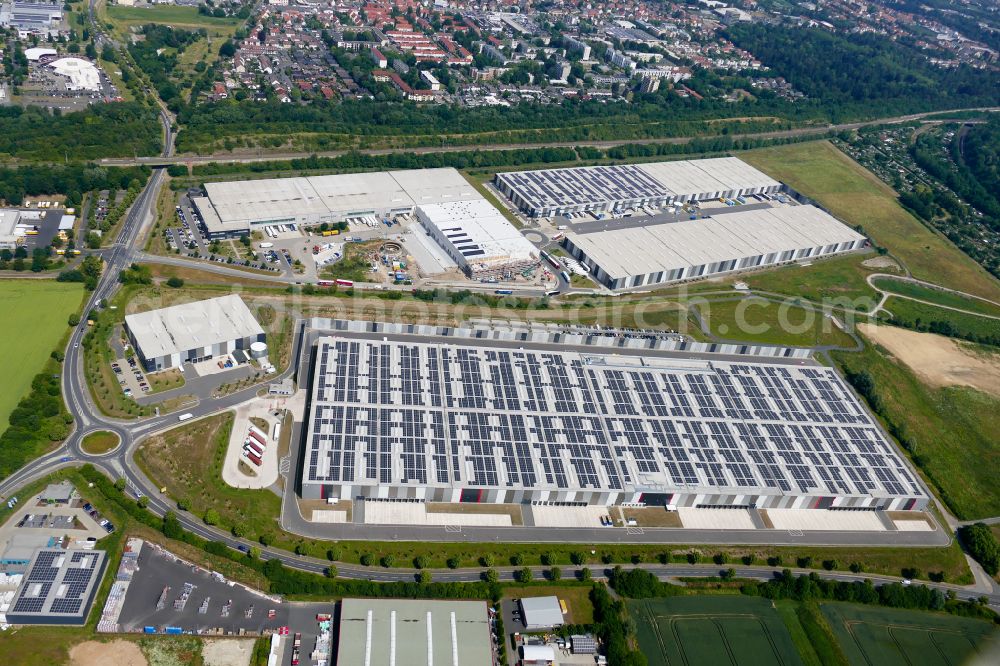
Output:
[{"xmin": 519, "ymin": 595, "xmax": 564, "ymax": 629}]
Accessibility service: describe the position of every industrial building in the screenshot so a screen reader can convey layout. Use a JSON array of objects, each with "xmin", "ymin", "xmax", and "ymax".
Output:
[
  {"xmin": 0, "ymin": 209, "xmax": 22, "ymax": 249},
  {"xmin": 6, "ymin": 549, "xmax": 107, "ymax": 625},
  {"xmin": 563, "ymin": 205, "xmax": 867, "ymax": 290},
  {"xmin": 0, "ymin": 1, "xmax": 62, "ymax": 37},
  {"xmin": 191, "ymin": 168, "xmax": 481, "ymax": 238},
  {"xmin": 416, "ymin": 199, "xmax": 539, "ymax": 279},
  {"xmin": 519, "ymin": 596, "xmax": 564, "ymax": 629},
  {"xmin": 299, "ymin": 331, "xmax": 927, "ymax": 510},
  {"xmin": 335, "ymin": 598, "xmax": 493, "ymax": 666},
  {"xmin": 494, "ymin": 157, "xmax": 781, "ymax": 218},
  {"xmin": 124, "ymin": 294, "xmax": 265, "ymax": 372}
]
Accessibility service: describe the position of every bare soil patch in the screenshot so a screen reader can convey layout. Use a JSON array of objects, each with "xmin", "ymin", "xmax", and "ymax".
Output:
[
  {"xmin": 201, "ymin": 638, "xmax": 254, "ymax": 666},
  {"xmin": 70, "ymin": 640, "xmax": 147, "ymax": 666},
  {"xmin": 859, "ymin": 324, "xmax": 1000, "ymax": 396},
  {"xmin": 862, "ymin": 256, "xmax": 900, "ymax": 270},
  {"xmin": 620, "ymin": 507, "xmax": 683, "ymax": 527}
]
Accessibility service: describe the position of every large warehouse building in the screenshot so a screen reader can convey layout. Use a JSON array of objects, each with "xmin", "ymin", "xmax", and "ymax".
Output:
[
  {"xmin": 300, "ymin": 332, "xmax": 927, "ymax": 511},
  {"xmin": 494, "ymin": 157, "xmax": 781, "ymax": 218},
  {"xmin": 416, "ymin": 199, "xmax": 538, "ymax": 279},
  {"xmin": 335, "ymin": 598, "xmax": 493, "ymax": 666},
  {"xmin": 124, "ymin": 294, "xmax": 265, "ymax": 371},
  {"xmin": 191, "ymin": 168, "xmax": 481, "ymax": 238},
  {"xmin": 563, "ymin": 205, "xmax": 868, "ymax": 290}
]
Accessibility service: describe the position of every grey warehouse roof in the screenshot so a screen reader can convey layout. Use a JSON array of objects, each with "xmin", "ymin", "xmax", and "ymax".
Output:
[
  {"xmin": 124, "ymin": 295, "xmax": 264, "ymax": 360},
  {"xmin": 566, "ymin": 205, "xmax": 865, "ymax": 280},
  {"xmin": 520, "ymin": 596, "xmax": 564, "ymax": 627},
  {"xmin": 197, "ymin": 168, "xmax": 481, "ymax": 233},
  {"xmin": 303, "ymin": 335, "xmax": 925, "ymax": 502},
  {"xmin": 336, "ymin": 598, "xmax": 492, "ymax": 666}
]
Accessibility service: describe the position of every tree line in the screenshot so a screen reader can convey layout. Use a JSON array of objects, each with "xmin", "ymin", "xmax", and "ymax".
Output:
[{"xmin": 0, "ymin": 163, "xmax": 149, "ymax": 208}]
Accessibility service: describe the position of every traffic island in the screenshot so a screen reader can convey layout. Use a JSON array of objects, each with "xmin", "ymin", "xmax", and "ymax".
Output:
[{"xmin": 81, "ymin": 430, "xmax": 121, "ymax": 456}]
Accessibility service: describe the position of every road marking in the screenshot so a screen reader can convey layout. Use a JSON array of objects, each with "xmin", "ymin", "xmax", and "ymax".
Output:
[
  {"xmin": 626, "ymin": 527, "xmax": 644, "ymax": 536},
  {"xmin": 444, "ymin": 525, "xmax": 462, "ymax": 533},
  {"xmin": 788, "ymin": 529, "xmax": 804, "ymax": 537},
  {"xmin": 279, "ymin": 458, "xmax": 291, "ymax": 474}
]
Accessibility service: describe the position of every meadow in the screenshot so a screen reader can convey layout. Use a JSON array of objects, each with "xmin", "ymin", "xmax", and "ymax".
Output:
[{"xmin": 0, "ymin": 280, "xmax": 83, "ymax": 428}]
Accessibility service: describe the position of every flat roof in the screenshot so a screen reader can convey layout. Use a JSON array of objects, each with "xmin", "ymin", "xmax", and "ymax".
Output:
[
  {"xmin": 418, "ymin": 199, "xmax": 538, "ymax": 265},
  {"xmin": 496, "ymin": 157, "xmax": 780, "ymax": 211},
  {"xmin": 197, "ymin": 168, "xmax": 482, "ymax": 231},
  {"xmin": 520, "ymin": 596, "xmax": 564, "ymax": 627},
  {"xmin": 124, "ymin": 294, "xmax": 263, "ymax": 360},
  {"xmin": 303, "ymin": 333, "xmax": 924, "ymax": 502},
  {"xmin": 0, "ymin": 209, "xmax": 20, "ymax": 239},
  {"xmin": 566, "ymin": 205, "xmax": 865, "ymax": 280},
  {"xmin": 336, "ymin": 598, "xmax": 492, "ymax": 666},
  {"xmin": 7, "ymin": 549, "xmax": 107, "ymax": 623}
]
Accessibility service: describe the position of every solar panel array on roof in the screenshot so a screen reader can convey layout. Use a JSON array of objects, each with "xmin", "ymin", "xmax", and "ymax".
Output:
[
  {"xmin": 301, "ymin": 336, "xmax": 924, "ymax": 507},
  {"xmin": 8, "ymin": 549, "xmax": 107, "ymax": 624}
]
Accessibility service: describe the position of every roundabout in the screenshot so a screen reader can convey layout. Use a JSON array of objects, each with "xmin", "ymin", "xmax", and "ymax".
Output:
[{"xmin": 80, "ymin": 430, "xmax": 122, "ymax": 456}]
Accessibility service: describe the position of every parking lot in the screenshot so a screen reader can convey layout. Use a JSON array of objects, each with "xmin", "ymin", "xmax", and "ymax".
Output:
[{"xmin": 111, "ymin": 355, "xmax": 150, "ymax": 399}]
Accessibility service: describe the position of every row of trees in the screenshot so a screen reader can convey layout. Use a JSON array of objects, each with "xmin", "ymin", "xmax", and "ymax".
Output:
[
  {"xmin": 958, "ymin": 523, "xmax": 1000, "ymax": 577},
  {"xmin": 0, "ymin": 357, "xmax": 73, "ymax": 480}
]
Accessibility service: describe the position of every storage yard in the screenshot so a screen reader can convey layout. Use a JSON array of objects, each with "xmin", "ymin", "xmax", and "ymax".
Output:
[{"xmin": 299, "ymin": 324, "xmax": 927, "ymax": 512}]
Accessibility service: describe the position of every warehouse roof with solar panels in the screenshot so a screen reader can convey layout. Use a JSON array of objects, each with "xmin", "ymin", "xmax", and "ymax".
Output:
[
  {"xmin": 299, "ymin": 333, "xmax": 927, "ymax": 511},
  {"xmin": 6, "ymin": 549, "xmax": 108, "ymax": 625}
]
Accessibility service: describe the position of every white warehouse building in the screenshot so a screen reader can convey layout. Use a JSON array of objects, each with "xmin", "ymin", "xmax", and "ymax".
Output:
[
  {"xmin": 124, "ymin": 295, "xmax": 265, "ymax": 371},
  {"xmin": 563, "ymin": 205, "xmax": 867, "ymax": 290},
  {"xmin": 416, "ymin": 199, "xmax": 539, "ymax": 279},
  {"xmin": 191, "ymin": 168, "xmax": 481, "ymax": 239}
]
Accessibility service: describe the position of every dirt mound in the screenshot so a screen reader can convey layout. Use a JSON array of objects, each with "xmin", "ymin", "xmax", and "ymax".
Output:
[
  {"xmin": 69, "ymin": 640, "xmax": 147, "ymax": 666},
  {"xmin": 859, "ymin": 324, "xmax": 1000, "ymax": 396}
]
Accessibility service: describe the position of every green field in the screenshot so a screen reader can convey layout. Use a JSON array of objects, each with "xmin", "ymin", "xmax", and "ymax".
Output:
[
  {"xmin": 80, "ymin": 430, "xmax": 120, "ymax": 455},
  {"xmin": 0, "ymin": 281, "xmax": 83, "ymax": 428},
  {"xmin": 883, "ymin": 297, "xmax": 1000, "ymax": 341},
  {"xmin": 106, "ymin": 5, "xmax": 241, "ymax": 29},
  {"xmin": 630, "ymin": 595, "xmax": 806, "ymax": 666},
  {"xmin": 872, "ymin": 277, "xmax": 1000, "ymax": 318},
  {"xmin": 742, "ymin": 141, "xmax": 1000, "ymax": 303},
  {"xmin": 744, "ymin": 254, "xmax": 883, "ymax": 311},
  {"xmin": 821, "ymin": 602, "xmax": 998, "ymax": 666},
  {"xmin": 696, "ymin": 297, "xmax": 857, "ymax": 348}
]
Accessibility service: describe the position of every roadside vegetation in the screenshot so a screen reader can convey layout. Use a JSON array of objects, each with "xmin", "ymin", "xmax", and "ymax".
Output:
[
  {"xmin": 872, "ymin": 277, "xmax": 1000, "ymax": 319},
  {"xmin": 80, "ymin": 431, "xmax": 120, "ymax": 455},
  {"xmin": 881, "ymin": 297, "xmax": 1000, "ymax": 347}
]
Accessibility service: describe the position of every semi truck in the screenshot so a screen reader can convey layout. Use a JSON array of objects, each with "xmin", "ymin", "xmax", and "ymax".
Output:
[{"xmin": 246, "ymin": 451, "xmax": 262, "ymax": 467}]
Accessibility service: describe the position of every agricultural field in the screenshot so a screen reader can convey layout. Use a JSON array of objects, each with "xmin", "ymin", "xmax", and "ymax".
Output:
[
  {"xmin": 872, "ymin": 277, "xmax": 1000, "ymax": 318},
  {"xmin": 630, "ymin": 595, "xmax": 805, "ymax": 666},
  {"xmin": 742, "ymin": 141, "xmax": 1000, "ymax": 304},
  {"xmin": 0, "ymin": 280, "xmax": 83, "ymax": 428},
  {"xmin": 821, "ymin": 602, "xmax": 998, "ymax": 666}
]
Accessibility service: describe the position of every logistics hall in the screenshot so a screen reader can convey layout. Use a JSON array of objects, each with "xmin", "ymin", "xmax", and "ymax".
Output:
[
  {"xmin": 494, "ymin": 157, "xmax": 782, "ymax": 218},
  {"xmin": 563, "ymin": 205, "xmax": 868, "ymax": 290},
  {"xmin": 191, "ymin": 168, "xmax": 481, "ymax": 238},
  {"xmin": 300, "ymin": 331, "xmax": 927, "ymax": 511}
]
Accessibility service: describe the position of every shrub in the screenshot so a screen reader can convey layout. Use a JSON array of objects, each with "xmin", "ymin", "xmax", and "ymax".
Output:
[
  {"xmin": 203, "ymin": 508, "xmax": 220, "ymax": 525},
  {"xmin": 741, "ymin": 554, "xmax": 754, "ymax": 565},
  {"xmin": 549, "ymin": 566, "xmax": 562, "ymax": 581},
  {"xmin": 480, "ymin": 554, "xmax": 495, "ymax": 568},
  {"xmin": 446, "ymin": 557, "xmax": 460, "ymax": 569},
  {"xmin": 165, "ymin": 276, "xmax": 184, "ymax": 288},
  {"xmin": 418, "ymin": 570, "xmax": 432, "ymax": 584},
  {"xmin": 360, "ymin": 554, "xmax": 374, "ymax": 566},
  {"xmin": 516, "ymin": 567, "xmax": 533, "ymax": 583},
  {"xmin": 414, "ymin": 555, "xmax": 428, "ymax": 569},
  {"xmin": 510, "ymin": 553, "xmax": 524, "ymax": 566},
  {"xmin": 822, "ymin": 559, "xmax": 837, "ymax": 571},
  {"xmin": 713, "ymin": 553, "xmax": 728, "ymax": 565},
  {"xmin": 686, "ymin": 552, "xmax": 699, "ymax": 564},
  {"xmin": 797, "ymin": 556, "xmax": 813, "ymax": 569},
  {"xmin": 958, "ymin": 523, "xmax": 1000, "ymax": 576},
  {"xmin": 380, "ymin": 555, "xmax": 395, "ymax": 568},
  {"xmin": 570, "ymin": 552, "xmax": 585, "ymax": 565}
]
